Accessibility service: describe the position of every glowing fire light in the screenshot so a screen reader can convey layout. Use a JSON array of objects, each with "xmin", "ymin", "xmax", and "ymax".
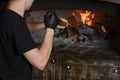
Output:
[
  {"xmin": 80, "ymin": 10, "xmax": 95, "ymax": 26},
  {"xmin": 79, "ymin": 10, "xmax": 107, "ymax": 33},
  {"xmin": 101, "ymin": 26, "xmax": 107, "ymax": 33}
]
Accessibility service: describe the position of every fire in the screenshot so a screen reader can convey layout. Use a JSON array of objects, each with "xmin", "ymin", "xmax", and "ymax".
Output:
[
  {"xmin": 80, "ymin": 10, "xmax": 95, "ymax": 26},
  {"xmin": 79, "ymin": 10, "xmax": 107, "ymax": 33}
]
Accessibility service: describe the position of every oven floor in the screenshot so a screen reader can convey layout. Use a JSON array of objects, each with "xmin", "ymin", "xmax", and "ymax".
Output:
[{"xmin": 33, "ymin": 43, "xmax": 120, "ymax": 80}]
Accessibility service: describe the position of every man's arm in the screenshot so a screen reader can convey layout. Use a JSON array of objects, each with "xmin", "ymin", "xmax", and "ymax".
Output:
[
  {"xmin": 27, "ymin": 22, "xmax": 45, "ymax": 32},
  {"xmin": 23, "ymin": 28, "xmax": 54, "ymax": 70},
  {"xmin": 23, "ymin": 11, "xmax": 58, "ymax": 70}
]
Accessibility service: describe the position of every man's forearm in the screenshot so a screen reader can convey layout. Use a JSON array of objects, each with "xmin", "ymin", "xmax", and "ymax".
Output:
[
  {"xmin": 23, "ymin": 11, "xmax": 58, "ymax": 70},
  {"xmin": 27, "ymin": 22, "xmax": 45, "ymax": 32},
  {"xmin": 38, "ymin": 28, "xmax": 54, "ymax": 68}
]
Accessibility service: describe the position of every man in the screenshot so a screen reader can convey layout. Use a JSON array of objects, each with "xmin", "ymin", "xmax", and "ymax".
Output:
[{"xmin": 0, "ymin": 0, "xmax": 58, "ymax": 80}]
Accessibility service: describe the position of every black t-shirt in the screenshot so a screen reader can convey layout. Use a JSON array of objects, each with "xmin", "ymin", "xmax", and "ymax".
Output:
[{"xmin": 0, "ymin": 7, "xmax": 36, "ymax": 80}]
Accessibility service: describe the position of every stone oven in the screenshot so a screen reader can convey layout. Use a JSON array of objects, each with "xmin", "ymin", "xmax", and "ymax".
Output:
[{"xmin": 7, "ymin": 0, "xmax": 120, "ymax": 80}]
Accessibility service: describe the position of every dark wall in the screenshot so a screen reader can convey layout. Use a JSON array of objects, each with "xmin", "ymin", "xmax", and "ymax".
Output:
[
  {"xmin": 116, "ymin": 16, "xmax": 120, "ymax": 50},
  {"xmin": 30, "ymin": 0, "xmax": 120, "ymax": 16}
]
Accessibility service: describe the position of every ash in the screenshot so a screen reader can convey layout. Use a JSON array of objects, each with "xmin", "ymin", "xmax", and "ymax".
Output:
[
  {"xmin": 31, "ymin": 25, "xmax": 111, "ymax": 49},
  {"xmin": 53, "ymin": 25, "xmax": 110, "ymax": 49},
  {"xmin": 53, "ymin": 37, "xmax": 110, "ymax": 49}
]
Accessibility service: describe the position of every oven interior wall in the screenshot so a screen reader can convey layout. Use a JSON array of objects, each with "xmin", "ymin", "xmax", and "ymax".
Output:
[{"xmin": 30, "ymin": 0, "xmax": 120, "ymax": 16}]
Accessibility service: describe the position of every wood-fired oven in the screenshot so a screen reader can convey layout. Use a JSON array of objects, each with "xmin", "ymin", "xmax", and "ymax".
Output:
[{"xmin": 27, "ymin": 0, "xmax": 120, "ymax": 80}]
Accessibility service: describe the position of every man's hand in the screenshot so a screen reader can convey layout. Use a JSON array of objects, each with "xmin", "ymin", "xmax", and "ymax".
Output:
[{"xmin": 44, "ymin": 10, "xmax": 58, "ymax": 30}]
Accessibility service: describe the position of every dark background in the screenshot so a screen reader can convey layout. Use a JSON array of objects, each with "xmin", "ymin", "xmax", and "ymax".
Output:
[{"xmin": 30, "ymin": 0, "xmax": 120, "ymax": 16}]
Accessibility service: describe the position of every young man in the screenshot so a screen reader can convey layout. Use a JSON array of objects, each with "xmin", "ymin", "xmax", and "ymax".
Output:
[{"xmin": 0, "ymin": 0, "xmax": 58, "ymax": 80}]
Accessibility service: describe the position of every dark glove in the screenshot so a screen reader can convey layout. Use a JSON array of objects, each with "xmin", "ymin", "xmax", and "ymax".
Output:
[{"xmin": 44, "ymin": 10, "xmax": 58, "ymax": 30}]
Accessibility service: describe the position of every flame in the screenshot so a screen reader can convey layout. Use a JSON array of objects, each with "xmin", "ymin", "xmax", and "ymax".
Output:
[
  {"xmin": 80, "ymin": 10, "xmax": 95, "ymax": 26},
  {"xmin": 101, "ymin": 26, "xmax": 107, "ymax": 33},
  {"xmin": 79, "ymin": 10, "xmax": 107, "ymax": 33}
]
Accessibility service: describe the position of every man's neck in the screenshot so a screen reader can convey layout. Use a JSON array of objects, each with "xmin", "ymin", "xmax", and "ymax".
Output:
[{"xmin": 7, "ymin": 1, "xmax": 25, "ymax": 17}]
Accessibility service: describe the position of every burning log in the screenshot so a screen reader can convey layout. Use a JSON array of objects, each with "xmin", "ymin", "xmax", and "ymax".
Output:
[
  {"xmin": 66, "ymin": 15, "xmax": 80, "ymax": 39},
  {"xmin": 57, "ymin": 10, "xmax": 118, "ymax": 42},
  {"xmin": 79, "ymin": 10, "xmax": 118, "ymax": 35},
  {"xmin": 58, "ymin": 16, "xmax": 80, "ymax": 40}
]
